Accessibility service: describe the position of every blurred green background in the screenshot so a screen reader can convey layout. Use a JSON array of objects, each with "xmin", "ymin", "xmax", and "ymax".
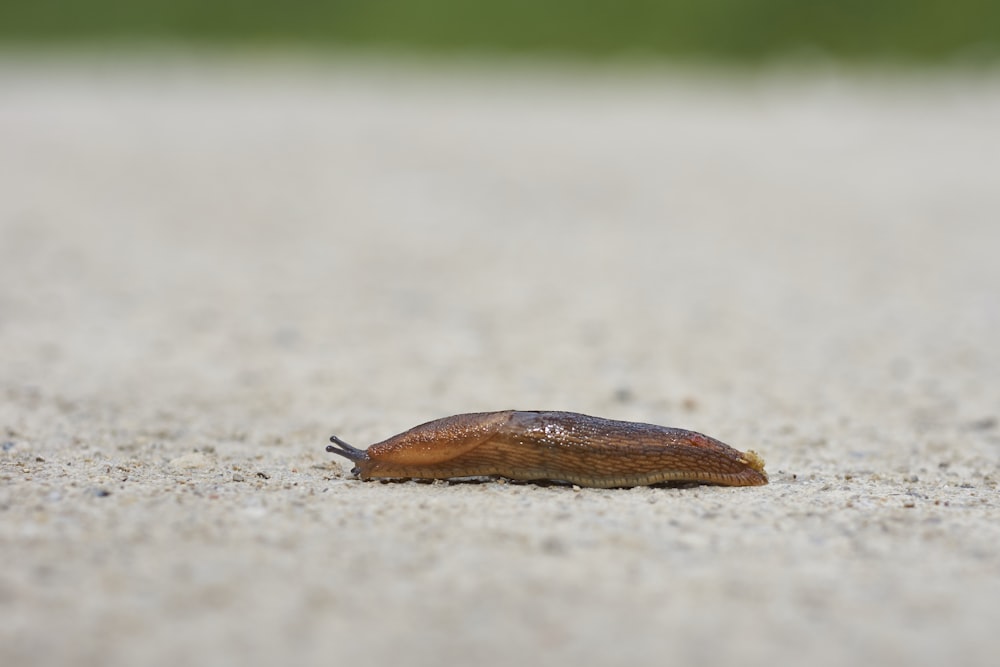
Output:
[{"xmin": 1, "ymin": 0, "xmax": 998, "ymax": 63}]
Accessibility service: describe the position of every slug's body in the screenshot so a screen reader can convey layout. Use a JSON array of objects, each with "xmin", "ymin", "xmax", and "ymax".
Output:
[{"xmin": 326, "ymin": 411, "xmax": 767, "ymax": 488}]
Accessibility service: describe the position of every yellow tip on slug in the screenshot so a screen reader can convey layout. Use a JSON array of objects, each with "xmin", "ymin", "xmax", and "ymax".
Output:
[{"xmin": 742, "ymin": 450, "xmax": 766, "ymax": 474}]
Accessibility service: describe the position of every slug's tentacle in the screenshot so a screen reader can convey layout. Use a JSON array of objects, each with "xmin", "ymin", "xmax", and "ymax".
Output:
[
  {"xmin": 326, "ymin": 436, "xmax": 367, "ymax": 462},
  {"xmin": 325, "ymin": 411, "xmax": 768, "ymax": 488}
]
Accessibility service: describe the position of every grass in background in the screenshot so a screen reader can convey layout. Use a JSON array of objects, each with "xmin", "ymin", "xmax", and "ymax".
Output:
[{"xmin": 1, "ymin": 0, "xmax": 998, "ymax": 63}]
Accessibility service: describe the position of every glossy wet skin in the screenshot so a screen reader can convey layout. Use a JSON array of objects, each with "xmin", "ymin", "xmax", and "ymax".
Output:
[{"xmin": 327, "ymin": 411, "xmax": 768, "ymax": 488}]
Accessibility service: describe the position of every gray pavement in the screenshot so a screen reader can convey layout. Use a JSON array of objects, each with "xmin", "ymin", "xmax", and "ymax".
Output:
[{"xmin": 1, "ymin": 57, "xmax": 999, "ymax": 667}]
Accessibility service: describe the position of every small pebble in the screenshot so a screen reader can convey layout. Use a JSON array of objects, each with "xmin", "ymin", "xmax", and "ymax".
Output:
[{"xmin": 169, "ymin": 452, "xmax": 212, "ymax": 469}]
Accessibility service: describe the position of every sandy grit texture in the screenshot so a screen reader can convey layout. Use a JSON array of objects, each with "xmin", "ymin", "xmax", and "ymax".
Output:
[{"xmin": 1, "ymin": 58, "xmax": 999, "ymax": 667}]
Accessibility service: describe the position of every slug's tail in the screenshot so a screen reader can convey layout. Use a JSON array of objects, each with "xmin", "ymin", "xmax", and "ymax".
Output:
[
  {"xmin": 326, "ymin": 436, "xmax": 367, "ymax": 463},
  {"xmin": 742, "ymin": 450, "xmax": 767, "ymax": 475}
]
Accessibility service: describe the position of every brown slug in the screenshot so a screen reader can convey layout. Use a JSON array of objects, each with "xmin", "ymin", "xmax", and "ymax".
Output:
[{"xmin": 326, "ymin": 411, "xmax": 767, "ymax": 487}]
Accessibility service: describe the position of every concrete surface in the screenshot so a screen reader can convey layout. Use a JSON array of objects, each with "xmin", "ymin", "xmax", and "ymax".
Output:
[{"xmin": 1, "ymin": 57, "xmax": 999, "ymax": 667}]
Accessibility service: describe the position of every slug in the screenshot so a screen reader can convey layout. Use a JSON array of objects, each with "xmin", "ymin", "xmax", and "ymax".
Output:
[{"xmin": 326, "ymin": 411, "xmax": 767, "ymax": 488}]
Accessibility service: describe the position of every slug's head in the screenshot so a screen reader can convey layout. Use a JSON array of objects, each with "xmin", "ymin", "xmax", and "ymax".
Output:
[{"xmin": 326, "ymin": 436, "xmax": 369, "ymax": 476}]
